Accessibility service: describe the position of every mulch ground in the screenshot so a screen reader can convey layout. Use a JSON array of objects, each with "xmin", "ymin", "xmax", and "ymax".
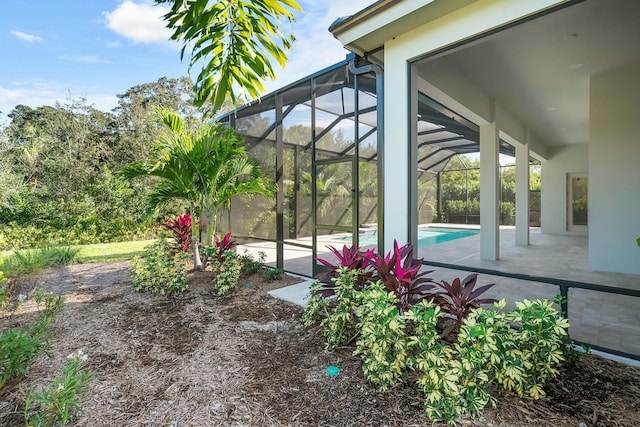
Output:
[{"xmin": 1, "ymin": 261, "xmax": 639, "ymax": 426}]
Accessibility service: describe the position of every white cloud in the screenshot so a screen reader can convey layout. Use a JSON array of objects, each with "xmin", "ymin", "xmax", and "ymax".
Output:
[
  {"xmin": 57, "ymin": 55, "xmax": 111, "ymax": 64},
  {"xmin": 10, "ymin": 30, "xmax": 43, "ymax": 43},
  {"xmin": 75, "ymin": 55, "xmax": 100, "ymax": 63},
  {"xmin": 0, "ymin": 81, "xmax": 119, "ymax": 119},
  {"xmin": 103, "ymin": 0, "xmax": 172, "ymax": 44},
  {"xmin": 73, "ymin": 55, "xmax": 111, "ymax": 64}
]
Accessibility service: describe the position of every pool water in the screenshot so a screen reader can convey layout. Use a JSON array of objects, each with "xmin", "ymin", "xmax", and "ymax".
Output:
[{"xmin": 351, "ymin": 227, "xmax": 479, "ymax": 247}]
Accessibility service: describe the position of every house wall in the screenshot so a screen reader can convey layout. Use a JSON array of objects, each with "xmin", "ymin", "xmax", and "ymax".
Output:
[
  {"xmin": 589, "ymin": 60, "xmax": 640, "ymax": 274},
  {"xmin": 541, "ymin": 144, "xmax": 588, "ymax": 235}
]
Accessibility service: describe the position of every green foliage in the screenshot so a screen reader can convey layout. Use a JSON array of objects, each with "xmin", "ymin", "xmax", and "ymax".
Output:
[
  {"xmin": 354, "ymin": 283, "xmax": 410, "ymax": 390},
  {"xmin": 263, "ymin": 267, "xmax": 284, "ymax": 281},
  {"xmin": 120, "ymin": 110, "xmax": 275, "ymax": 267},
  {"xmin": 238, "ymin": 250, "xmax": 265, "ymax": 275},
  {"xmin": 445, "ymin": 199, "xmax": 480, "ymax": 218},
  {"xmin": 0, "ymin": 290, "xmax": 64, "ymax": 390},
  {"xmin": 408, "ymin": 301, "xmax": 463, "ymax": 424},
  {"xmin": 411, "ymin": 298, "xmax": 569, "ymax": 424},
  {"xmin": 503, "ymin": 298, "xmax": 570, "ymax": 398},
  {"xmin": 211, "ymin": 249, "xmax": 243, "ymax": 296},
  {"xmin": 131, "ymin": 239, "xmax": 189, "ymax": 295},
  {"xmin": 0, "ymin": 79, "xmax": 208, "ymax": 252},
  {"xmin": 0, "ymin": 328, "xmax": 46, "ymax": 390},
  {"xmin": 306, "ymin": 263, "xmax": 570, "ymax": 425},
  {"xmin": 1, "ymin": 246, "xmax": 79, "ymax": 278},
  {"xmin": 438, "ymin": 160, "xmax": 541, "ymax": 225},
  {"xmin": 0, "ymin": 258, "xmax": 7, "ymax": 308},
  {"xmin": 303, "ymin": 281, "xmax": 330, "ymax": 327},
  {"xmin": 318, "ymin": 268, "xmax": 362, "ymax": 348},
  {"xmin": 1, "ymin": 102, "xmax": 154, "ymax": 247},
  {"xmin": 157, "ymin": 0, "xmax": 303, "ymax": 110},
  {"xmin": 500, "ymin": 201, "xmax": 516, "ymax": 225},
  {"xmin": 0, "ymin": 220, "xmax": 155, "ymax": 251},
  {"xmin": 25, "ymin": 349, "xmax": 94, "ymax": 426}
]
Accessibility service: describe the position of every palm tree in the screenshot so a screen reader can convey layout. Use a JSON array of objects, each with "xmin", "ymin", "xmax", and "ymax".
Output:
[{"xmin": 120, "ymin": 111, "xmax": 275, "ymax": 268}]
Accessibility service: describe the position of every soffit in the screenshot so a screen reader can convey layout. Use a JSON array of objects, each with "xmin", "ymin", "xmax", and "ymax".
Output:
[{"xmin": 415, "ymin": 0, "xmax": 640, "ymax": 146}]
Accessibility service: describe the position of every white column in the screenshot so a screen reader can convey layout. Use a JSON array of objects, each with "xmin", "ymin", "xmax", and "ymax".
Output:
[
  {"xmin": 480, "ymin": 121, "xmax": 500, "ymax": 260},
  {"xmin": 408, "ymin": 65, "xmax": 419, "ymax": 248},
  {"xmin": 515, "ymin": 133, "xmax": 530, "ymax": 246},
  {"xmin": 382, "ymin": 53, "xmax": 412, "ymax": 252}
]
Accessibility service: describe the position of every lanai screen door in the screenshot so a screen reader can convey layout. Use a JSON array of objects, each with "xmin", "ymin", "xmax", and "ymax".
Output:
[{"xmin": 312, "ymin": 155, "xmax": 358, "ymax": 276}]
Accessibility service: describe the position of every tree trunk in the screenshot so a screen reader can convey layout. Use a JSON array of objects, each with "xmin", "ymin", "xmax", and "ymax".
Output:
[
  {"xmin": 191, "ymin": 204, "xmax": 203, "ymax": 270},
  {"xmin": 206, "ymin": 209, "xmax": 218, "ymax": 246},
  {"xmin": 192, "ymin": 236, "xmax": 203, "ymax": 270}
]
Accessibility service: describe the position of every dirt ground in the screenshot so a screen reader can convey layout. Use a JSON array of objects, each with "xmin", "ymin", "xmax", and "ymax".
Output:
[{"xmin": 1, "ymin": 261, "xmax": 639, "ymax": 426}]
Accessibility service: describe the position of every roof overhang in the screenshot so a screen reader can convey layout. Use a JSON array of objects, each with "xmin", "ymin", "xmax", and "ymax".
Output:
[{"xmin": 329, "ymin": 0, "xmax": 477, "ymax": 56}]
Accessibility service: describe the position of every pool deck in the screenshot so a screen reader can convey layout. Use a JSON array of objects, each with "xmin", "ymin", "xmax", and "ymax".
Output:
[{"xmin": 240, "ymin": 226, "xmax": 640, "ymax": 360}]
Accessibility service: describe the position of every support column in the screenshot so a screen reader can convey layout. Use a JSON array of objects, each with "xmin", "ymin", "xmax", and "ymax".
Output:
[
  {"xmin": 383, "ymin": 54, "xmax": 414, "ymax": 253},
  {"xmin": 515, "ymin": 132, "xmax": 530, "ymax": 245},
  {"xmin": 408, "ymin": 65, "xmax": 419, "ymax": 249},
  {"xmin": 480, "ymin": 120, "xmax": 500, "ymax": 260},
  {"xmin": 275, "ymin": 94, "xmax": 284, "ymax": 269}
]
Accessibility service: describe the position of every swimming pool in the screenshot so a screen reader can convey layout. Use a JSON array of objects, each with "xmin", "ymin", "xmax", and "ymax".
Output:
[{"xmin": 345, "ymin": 227, "xmax": 479, "ymax": 247}]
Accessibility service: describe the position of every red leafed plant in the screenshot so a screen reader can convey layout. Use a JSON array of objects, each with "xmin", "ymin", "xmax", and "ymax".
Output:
[
  {"xmin": 315, "ymin": 245, "xmax": 375, "ymax": 292},
  {"xmin": 159, "ymin": 213, "xmax": 197, "ymax": 253},
  {"xmin": 431, "ymin": 273, "xmax": 497, "ymax": 325},
  {"xmin": 213, "ymin": 232, "xmax": 237, "ymax": 264},
  {"xmin": 363, "ymin": 240, "xmax": 434, "ymax": 313}
]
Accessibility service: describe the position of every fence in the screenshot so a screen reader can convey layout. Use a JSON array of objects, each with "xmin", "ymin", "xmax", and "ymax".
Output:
[{"xmin": 422, "ymin": 259, "xmax": 640, "ymax": 361}]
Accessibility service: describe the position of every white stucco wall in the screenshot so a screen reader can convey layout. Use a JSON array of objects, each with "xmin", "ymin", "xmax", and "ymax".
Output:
[
  {"xmin": 540, "ymin": 144, "xmax": 588, "ymax": 235},
  {"xmin": 589, "ymin": 60, "xmax": 640, "ymax": 274}
]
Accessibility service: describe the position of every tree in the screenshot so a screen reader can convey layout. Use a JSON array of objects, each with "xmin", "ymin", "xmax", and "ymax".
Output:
[
  {"xmin": 156, "ymin": 0, "xmax": 302, "ymax": 110},
  {"xmin": 113, "ymin": 77, "xmax": 202, "ymax": 165},
  {"xmin": 120, "ymin": 110, "xmax": 275, "ymax": 268},
  {"xmin": 0, "ymin": 129, "xmax": 24, "ymax": 211}
]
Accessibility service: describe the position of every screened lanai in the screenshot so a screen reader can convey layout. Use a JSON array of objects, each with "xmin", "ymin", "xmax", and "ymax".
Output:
[{"xmin": 215, "ymin": 57, "xmax": 519, "ymax": 277}]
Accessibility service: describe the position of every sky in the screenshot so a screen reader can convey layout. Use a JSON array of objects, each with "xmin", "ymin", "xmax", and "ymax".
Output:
[{"xmin": 0, "ymin": 0, "xmax": 373, "ymax": 120}]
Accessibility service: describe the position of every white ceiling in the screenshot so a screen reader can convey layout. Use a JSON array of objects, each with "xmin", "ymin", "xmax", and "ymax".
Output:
[{"xmin": 415, "ymin": 0, "xmax": 640, "ymax": 147}]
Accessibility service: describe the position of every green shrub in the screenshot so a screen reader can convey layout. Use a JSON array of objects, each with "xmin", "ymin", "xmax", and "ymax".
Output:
[
  {"xmin": 318, "ymin": 268, "xmax": 362, "ymax": 348},
  {"xmin": 0, "ymin": 291, "xmax": 64, "ymax": 390},
  {"xmin": 131, "ymin": 239, "xmax": 189, "ymax": 295},
  {"xmin": 211, "ymin": 250, "xmax": 243, "ymax": 296},
  {"xmin": 263, "ymin": 267, "xmax": 285, "ymax": 281},
  {"xmin": 0, "ymin": 258, "xmax": 8, "ymax": 309},
  {"xmin": 354, "ymin": 283, "xmax": 410, "ymax": 390},
  {"xmin": 303, "ymin": 281, "xmax": 331, "ymax": 327},
  {"xmin": 1, "ymin": 246, "xmax": 79, "ymax": 278},
  {"xmin": 444, "ymin": 199, "xmax": 480, "ymax": 220},
  {"xmin": 239, "ymin": 250, "xmax": 265, "ymax": 275},
  {"xmin": 25, "ymin": 349, "xmax": 95, "ymax": 426},
  {"xmin": 500, "ymin": 201, "xmax": 515, "ymax": 225},
  {"xmin": 306, "ymin": 265, "xmax": 570, "ymax": 425},
  {"xmin": 0, "ymin": 221, "xmax": 154, "ymax": 251},
  {"xmin": 0, "ymin": 328, "xmax": 46, "ymax": 390},
  {"xmin": 408, "ymin": 300, "xmax": 462, "ymax": 423},
  {"xmin": 502, "ymin": 298, "xmax": 570, "ymax": 398}
]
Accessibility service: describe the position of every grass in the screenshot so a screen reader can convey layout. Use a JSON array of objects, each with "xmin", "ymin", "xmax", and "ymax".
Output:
[
  {"xmin": 75, "ymin": 239, "xmax": 155, "ymax": 263},
  {"xmin": 1, "ymin": 240, "xmax": 156, "ymax": 278}
]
